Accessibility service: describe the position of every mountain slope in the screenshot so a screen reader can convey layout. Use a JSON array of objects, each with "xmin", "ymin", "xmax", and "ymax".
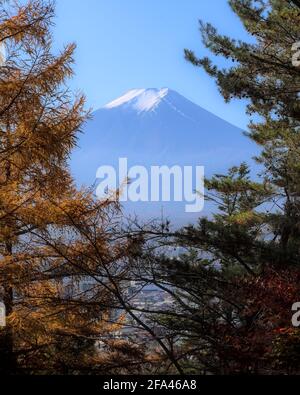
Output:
[{"xmin": 71, "ymin": 88, "xmax": 257, "ymax": 222}]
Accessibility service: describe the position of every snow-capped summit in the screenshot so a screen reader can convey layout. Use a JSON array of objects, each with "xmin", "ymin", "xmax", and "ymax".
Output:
[
  {"xmin": 104, "ymin": 88, "xmax": 170, "ymax": 113},
  {"xmin": 73, "ymin": 87, "xmax": 256, "ymax": 172},
  {"xmin": 71, "ymin": 87, "xmax": 257, "ymax": 222}
]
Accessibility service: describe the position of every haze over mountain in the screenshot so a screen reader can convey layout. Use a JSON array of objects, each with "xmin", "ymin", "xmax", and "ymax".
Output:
[{"xmin": 71, "ymin": 88, "xmax": 258, "ymax": 223}]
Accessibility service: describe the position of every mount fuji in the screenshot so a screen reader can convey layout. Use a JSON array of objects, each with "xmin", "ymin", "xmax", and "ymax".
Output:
[{"xmin": 71, "ymin": 88, "xmax": 257, "ymax": 223}]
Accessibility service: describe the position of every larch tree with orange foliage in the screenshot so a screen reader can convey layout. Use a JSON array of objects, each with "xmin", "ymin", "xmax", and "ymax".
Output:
[{"xmin": 0, "ymin": 0, "xmax": 145, "ymax": 374}]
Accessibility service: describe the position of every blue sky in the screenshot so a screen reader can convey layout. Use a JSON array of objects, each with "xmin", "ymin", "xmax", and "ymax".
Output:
[{"xmin": 53, "ymin": 0, "xmax": 252, "ymax": 129}]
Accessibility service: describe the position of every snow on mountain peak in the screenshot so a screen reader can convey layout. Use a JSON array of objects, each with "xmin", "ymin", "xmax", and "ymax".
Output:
[{"xmin": 104, "ymin": 88, "xmax": 170, "ymax": 113}]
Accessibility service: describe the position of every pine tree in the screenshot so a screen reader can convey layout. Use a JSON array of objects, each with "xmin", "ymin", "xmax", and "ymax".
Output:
[{"xmin": 141, "ymin": 0, "xmax": 300, "ymax": 374}]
